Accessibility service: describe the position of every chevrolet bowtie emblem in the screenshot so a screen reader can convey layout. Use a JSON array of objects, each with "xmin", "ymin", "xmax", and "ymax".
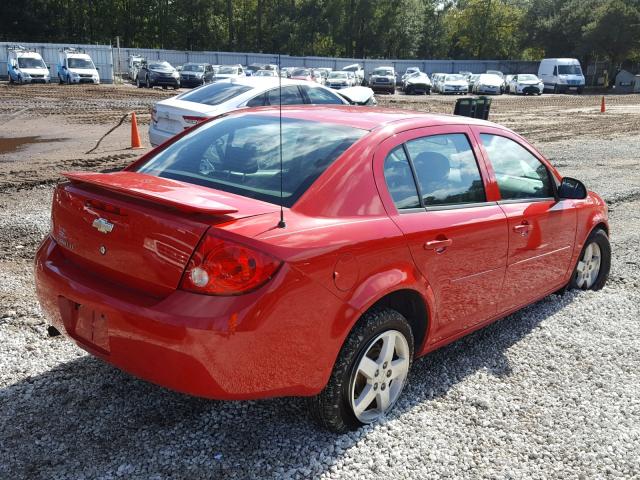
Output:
[{"xmin": 92, "ymin": 217, "xmax": 114, "ymax": 234}]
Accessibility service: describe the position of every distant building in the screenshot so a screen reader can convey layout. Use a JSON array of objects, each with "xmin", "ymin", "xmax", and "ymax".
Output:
[{"xmin": 613, "ymin": 70, "xmax": 640, "ymax": 93}]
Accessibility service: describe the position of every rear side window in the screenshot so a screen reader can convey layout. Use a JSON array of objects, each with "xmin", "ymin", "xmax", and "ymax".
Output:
[
  {"xmin": 178, "ymin": 82, "xmax": 252, "ymax": 106},
  {"xmin": 302, "ymin": 86, "xmax": 344, "ymax": 104},
  {"xmin": 384, "ymin": 147, "xmax": 420, "ymax": 209},
  {"xmin": 137, "ymin": 115, "xmax": 366, "ymax": 207},
  {"xmin": 406, "ymin": 134, "xmax": 486, "ymax": 206},
  {"xmin": 266, "ymin": 86, "xmax": 304, "ymax": 105},
  {"xmin": 480, "ymin": 134, "xmax": 553, "ymax": 200}
]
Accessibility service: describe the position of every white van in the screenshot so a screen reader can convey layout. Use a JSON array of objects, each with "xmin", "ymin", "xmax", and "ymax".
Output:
[
  {"xmin": 7, "ymin": 46, "xmax": 51, "ymax": 84},
  {"xmin": 57, "ymin": 49, "xmax": 100, "ymax": 84},
  {"xmin": 538, "ymin": 58, "xmax": 585, "ymax": 93}
]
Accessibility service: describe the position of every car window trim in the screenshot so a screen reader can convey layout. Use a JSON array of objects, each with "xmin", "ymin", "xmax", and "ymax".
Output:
[
  {"xmin": 398, "ymin": 201, "xmax": 500, "ymax": 214},
  {"xmin": 497, "ymin": 197, "xmax": 555, "ymax": 205}
]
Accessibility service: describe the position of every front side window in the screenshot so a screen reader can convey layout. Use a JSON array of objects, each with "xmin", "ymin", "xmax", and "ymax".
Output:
[
  {"xmin": 136, "ymin": 115, "xmax": 366, "ymax": 207},
  {"xmin": 383, "ymin": 146, "xmax": 420, "ymax": 209},
  {"xmin": 480, "ymin": 134, "xmax": 554, "ymax": 200},
  {"xmin": 406, "ymin": 134, "xmax": 486, "ymax": 206}
]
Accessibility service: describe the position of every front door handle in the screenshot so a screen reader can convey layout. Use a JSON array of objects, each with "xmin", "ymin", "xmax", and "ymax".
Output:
[
  {"xmin": 424, "ymin": 238, "xmax": 453, "ymax": 253},
  {"xmin": 513, "ymin": 221, "xmax": 531, "ymax": 236}
]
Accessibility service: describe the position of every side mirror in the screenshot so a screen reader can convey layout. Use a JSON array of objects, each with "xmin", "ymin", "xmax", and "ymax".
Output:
[{"xmin": 558, "ymin": 177, "xmax": 587, "ymax": 200}]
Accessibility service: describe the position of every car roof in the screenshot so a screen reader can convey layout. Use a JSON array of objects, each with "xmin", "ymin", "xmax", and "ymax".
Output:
[{"xmin": 225, "ymin": 105, "xmax": 496, "ymax": 131}]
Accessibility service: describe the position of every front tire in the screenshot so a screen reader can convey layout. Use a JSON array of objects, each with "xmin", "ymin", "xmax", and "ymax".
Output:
[
  {"xmin": 309, "ymin": 308, "xmax": 414, "ymax": 433},
  {"xmin": 570, "ymin": 228, "xmax": 611, "ymax": 291}
]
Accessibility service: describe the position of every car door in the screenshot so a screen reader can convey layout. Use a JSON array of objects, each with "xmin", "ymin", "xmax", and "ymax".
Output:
[
  {"xmin": 375, "ymin": 126, "xmax": 509, "ymax": 344},
  {"xmin": 475, "ymin": 128, "xmax": 577, "ymax": 313}
]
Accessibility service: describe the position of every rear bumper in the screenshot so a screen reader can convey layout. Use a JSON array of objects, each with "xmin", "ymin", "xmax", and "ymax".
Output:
[
  {"xmin": 148, "ymin": 124, "xmax": 177, "ymax": 147},
  {"xmin": 34, "ymin": 236, "xmax": 346, "ymax": 400}
]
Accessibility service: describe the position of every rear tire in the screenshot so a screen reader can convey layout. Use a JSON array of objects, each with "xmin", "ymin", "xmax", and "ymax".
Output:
[
  {"xmin": 308, "ymin": 308, "xmax": 414, "ymax": 433},
  {"xmin": 569, "ymin": 228, "xmax": 611, "ymax": 291}
]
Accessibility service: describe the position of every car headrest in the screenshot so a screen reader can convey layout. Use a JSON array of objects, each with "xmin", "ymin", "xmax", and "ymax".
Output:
[
  {"xmin": 413, "ymin": 151, "xmax": 450, "ymax": 183},
  {"xmin": 221, "ymin": 144, "xmax": 259, "ymax": 174}
]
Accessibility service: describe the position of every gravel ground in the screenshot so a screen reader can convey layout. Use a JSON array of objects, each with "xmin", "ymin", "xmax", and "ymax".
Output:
[{"xmin": 1, "ymin": 86, "xmax": 639, "ymax": 479}]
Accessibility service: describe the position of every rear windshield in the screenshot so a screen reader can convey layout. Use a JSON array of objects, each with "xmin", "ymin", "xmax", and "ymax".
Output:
[
  {"xmin": 178, "ymin": 82, "xmax": 252, "ymax": 106},
  {"xmin": 136, "ymin": 115, "xmax": 366, "ymax": 207}
]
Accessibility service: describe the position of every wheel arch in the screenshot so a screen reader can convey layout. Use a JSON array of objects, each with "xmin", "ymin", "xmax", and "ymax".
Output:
[{"xmin": 365, "ymin": 288, "xmax": 430, "ymax": 356}]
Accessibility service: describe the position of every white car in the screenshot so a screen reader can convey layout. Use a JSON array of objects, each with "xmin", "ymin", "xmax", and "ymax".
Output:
[
  {"xmin": 212, "ymin": 65, "xmax": 245, "ymax": 81},
  {"xmin": 472, "ymin": 74, "xmax": 504, "ymax": 95},
  {"xmin": 149, "ymin": 77, "xmax": 367, "ymax": 146},
  {"xmin": 401, "ymin": 67, "xmax": 421, "ymax": 82},
  {"xmin": 7, "ymin": 47, "xmax": 50, "ymax": 84},
  {"xmin": 255, "ymin": 69, "xmax": 277, "ymax": 77},
  {"xmin": 431, "ymin": 73, "xmax": 446, "ymax": 93},
  {"xmin": 57, "ymin": 49, "xmax": 100, "ymax": 84},
  {"xmin": 509, "ymin": 74, "xmax": 544, "ymax": 95},
  {"xmin": 326, "ymin": 71, "xmax": 353, "ymax": 89},
  {"xmin": 439, "ymin": 74, "xmax": 469, "ymax": 94}
]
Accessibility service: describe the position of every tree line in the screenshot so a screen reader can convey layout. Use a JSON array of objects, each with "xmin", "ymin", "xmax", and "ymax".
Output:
[{"xmin": 1, "ymin": 0, "xmax": 639, "ymax": 67}]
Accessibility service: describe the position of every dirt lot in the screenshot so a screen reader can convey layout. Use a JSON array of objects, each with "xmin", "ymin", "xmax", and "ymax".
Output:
[{"xmin": 1, "ymin": 83, "xmax": 639, "ymax": 479}]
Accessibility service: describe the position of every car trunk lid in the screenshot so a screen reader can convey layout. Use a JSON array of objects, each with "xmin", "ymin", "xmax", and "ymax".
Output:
[
  {"xmin": 51, "ymin": 171, "xmax": 277, "ymax": 297},
  {"xmin": 153, "ymin": 99, "xmax": 217, "ymax": 136}
]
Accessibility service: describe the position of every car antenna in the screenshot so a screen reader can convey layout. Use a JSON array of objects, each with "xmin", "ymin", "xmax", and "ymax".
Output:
[{"xmin": 277, "ymin": 53, "xmax": 286, "ymax": 228}]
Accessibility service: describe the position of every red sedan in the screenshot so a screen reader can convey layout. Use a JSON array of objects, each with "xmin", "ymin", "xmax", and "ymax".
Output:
[{"xmin": 35, "ymin": 106, "xmax": 610, "ymax": 432}]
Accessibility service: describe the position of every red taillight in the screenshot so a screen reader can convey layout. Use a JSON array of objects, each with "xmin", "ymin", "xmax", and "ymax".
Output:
[
  {"xmin": 182, "ymin": 115, "xmax": 207, "ymax": 125},
  {"xmin": 180, "ymin": 233, "xmax": 282, "ymax": 295}
]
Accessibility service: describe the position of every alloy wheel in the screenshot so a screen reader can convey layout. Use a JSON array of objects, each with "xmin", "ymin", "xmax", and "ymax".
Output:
[
  {"xmin": 575, "ymin": 242, "xmax": 602, "ymax": 289},
  {"xmin": 349, "ymin": 329, "xmax": 410, "ymax": 423}
]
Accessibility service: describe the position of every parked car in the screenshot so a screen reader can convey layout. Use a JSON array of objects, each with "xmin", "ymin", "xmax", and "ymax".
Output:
[
  {"xmin": 290, "ymin": 68, "xmax": 314, "ymax": 82},
  {"xmin": 503, "ymin": 74, "xmax": 515, "ymax": 93},
  {"xmin": 459, "ymin": 71, "xmax": 473, "ymax": 81},
  {"xmin": 136, "ymin": 61, "xmax": 180, "ymax": 89},
  {"xmin": 57, "ymin": 48, "xmax": 100, "ymax": 84},
  {"xmin": 342, "ymin": 63, "xmax": 364, "ymax": 85},
  {"xmin": 538, "ymin": 58, "xmax": 585, "ymax": 94},
  {"xmin": 326, "ymin": 71, "xmax": 352, "ymax": 89},
  {"xmin": 431, "ymin": 73, "xmax": 446, "ymax": 93},
  {"xmin": 402, "ymin": 67, "xmax": 421, "ymax": 83},
  {"xmin": 509, "ymin": 74, "xmax": 544, "ymax": 95},
  {"xmin": 312, "ymin": 69, "xmax": 328, "ymax": 85},
  {"xmin": 468, "ymin": 74, "xmax": 480, "ymax": 91},
  {"xmin": 36, "ymin": 105, "xmax": 610, "ymax": 433},
  {"xmin": 438, "ymin": 74, "xmax": 469, "ymax": 95},
  {"xmin": 245, "ymin": 63, "xmax": 267, "ymax": 76},
  {"xmin": 368, "ymin": 66, "xmax": 396, "ymax": 94},
  {"xmin": 128, "ymin": 55, "xmax": 145, "ymax": 82},
  {"xmin": 403, "ymin": 72, "xmax": 431, "ymax": 95},
  {"xmin": 472, "ymin": 73, "xmax": 504, "ymax": 95},
  {"xmin": 213, "ymin": 65, "xmax": 245, "ymax": 81},
  {"xmin": 179, "ymin": 63, "xmax": 215, "ymax": 88},
  {"xmin": 7, "ymin": 46, "xmax": 50, "ymax": 84},
  {"xmin": 148, "ymin": 77, "xmax": 353, "ymax": 146},
  {"xmin": 255, "ymin": 69, "xmax": 278, "ymax": 78}
]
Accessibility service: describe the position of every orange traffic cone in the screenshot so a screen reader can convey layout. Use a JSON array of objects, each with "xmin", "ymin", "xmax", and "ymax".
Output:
[
  {"xmin": 600, "ymin": 96, "xmax": 606, "ymax": 113},
  {"xmin": 130, "ymin": 111, "xmax": 143, "ymax": 149}
]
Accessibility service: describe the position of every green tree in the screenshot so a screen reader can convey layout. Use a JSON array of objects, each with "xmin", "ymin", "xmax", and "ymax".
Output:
[{"xmin": 582, "ymin": 0, "xmax": 640, "ymax": 67}]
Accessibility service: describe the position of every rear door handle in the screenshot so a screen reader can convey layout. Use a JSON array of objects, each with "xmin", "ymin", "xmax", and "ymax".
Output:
[{"xmin": 424, "ymin": 238, "xmax": 453, "ymax": 252}]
